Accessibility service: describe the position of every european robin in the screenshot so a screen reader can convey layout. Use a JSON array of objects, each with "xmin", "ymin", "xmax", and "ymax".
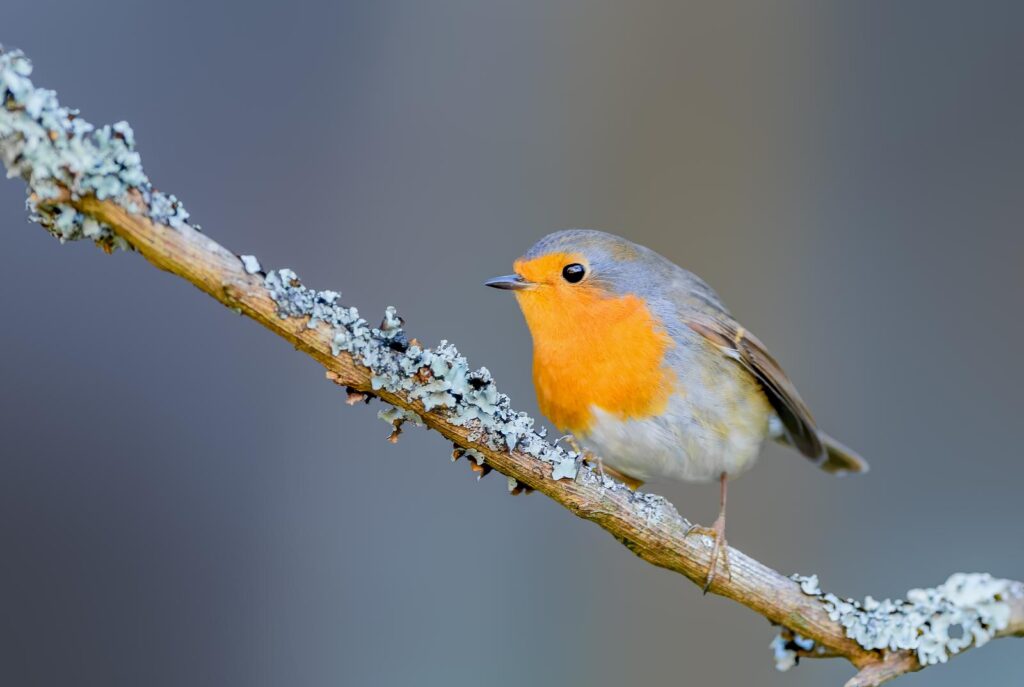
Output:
[{"xmin": 486, "ymin": 229, "xmax": 867, "ymax": 590}]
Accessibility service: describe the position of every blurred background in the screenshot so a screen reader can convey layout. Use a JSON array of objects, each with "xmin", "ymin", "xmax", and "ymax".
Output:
[{"xmin": 3, "ymin": 2, "xmax": 1023, "ymax": 685}]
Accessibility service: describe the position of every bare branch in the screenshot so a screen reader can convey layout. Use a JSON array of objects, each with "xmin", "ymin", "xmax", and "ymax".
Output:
[{"xmin": 2, "ymin": 44, "xmax": 1021, "ymax": 685}]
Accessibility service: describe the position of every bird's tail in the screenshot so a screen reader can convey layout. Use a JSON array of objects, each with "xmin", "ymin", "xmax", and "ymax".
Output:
[
  {"xmin": 773, "ymin": 427, "xmax": 869, "ymax": 475},
  {"xmin": 817, "ymin": 432, "xmax": 869, "ymax": 475}
]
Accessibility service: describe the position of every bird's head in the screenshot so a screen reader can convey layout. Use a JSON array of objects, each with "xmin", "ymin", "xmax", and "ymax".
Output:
[
  {"xmin": 485, "ymin": 229, "xmax": 661, "ymax": 341},
  {"xmin": 485, "ymin": 229, "xmax": 676, "ymax": 432},
  {"xmin": 486, "ymin": 227, "xmax": 646, "ymax": 298}
]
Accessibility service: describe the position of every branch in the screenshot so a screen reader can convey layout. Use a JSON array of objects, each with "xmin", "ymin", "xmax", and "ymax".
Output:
[{"xmin": 2, "ymin": 45, "xmax": 1021, "ymax": 686}]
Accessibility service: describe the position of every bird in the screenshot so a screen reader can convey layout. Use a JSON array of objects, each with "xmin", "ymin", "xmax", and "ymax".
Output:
[{"xmin": 485, "ymin": 229, "xmax": 867, "ymax": 591}]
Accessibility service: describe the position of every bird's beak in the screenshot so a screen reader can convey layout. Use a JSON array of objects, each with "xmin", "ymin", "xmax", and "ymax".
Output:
[{"xmin": 484, "ymin": 274, "xmax": 533, "ymax": 291}]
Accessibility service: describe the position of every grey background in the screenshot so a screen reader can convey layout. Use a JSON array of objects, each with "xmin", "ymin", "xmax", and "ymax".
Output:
[{"xmin": 3, "ymin": 2, "xmax": 1023, "ymax": 685}]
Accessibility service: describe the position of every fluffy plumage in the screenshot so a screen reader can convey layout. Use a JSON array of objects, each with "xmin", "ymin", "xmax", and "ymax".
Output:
[{"xmin": 503, "ymin": 229, "xmax": 867, "ymax": 484}]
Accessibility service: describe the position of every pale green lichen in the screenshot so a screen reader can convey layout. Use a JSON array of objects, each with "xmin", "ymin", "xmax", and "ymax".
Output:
[
  {"xmin": 239, "ymin": 254, "xmax": 262, "ymax": 275},
  {"xmin": 776, "ymin": 572, "xmax": 1024, "ymax": 670},
  {"xmin": 262, "ymin": 266, "xmax": 583, "ymax": 482},
  {"xmin": 377, "ymin": 405, "xmax": 423, "ymax": 428},
  {"xmin": 0, "ymin": 46, "xmax": 192, "ymax": 245},
  {"xmin": 464, "ymin": 449, "xmax": 486, "ymax": 465},
  {"xmin": 7, "ymin": 45, "xmax": 1020, "ymax": 680},
  {"xmin": 1, "ymin": 43, "xmax": 674, "ymax": 508},
  {"xmin": 770, "ymin": 631, "xmax": 816, "ymax": 671}
]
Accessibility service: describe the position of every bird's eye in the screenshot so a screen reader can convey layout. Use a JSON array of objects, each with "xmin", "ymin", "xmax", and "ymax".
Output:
[{"xmin": 562, "ymin": 263, "xmax": 586, "ymax": 283}]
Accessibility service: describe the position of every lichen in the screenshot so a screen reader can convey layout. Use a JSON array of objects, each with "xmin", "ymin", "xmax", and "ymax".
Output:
[
  {"xmin": 780, "ymin": 572, "xmax": 1024, "ymax": 668},
  {"xmin": 794, "ymin": 573, "xmax": 822, "ymax": 596},
  {"xmin": 239, "ymin": 254, "xmax": 262, "ymax": 275},
  {"xmin": 261, "ymin": 265, "xmax": 607, "ymax": 487},
  {"xmin": 261, "ymin": 267, "xmax": 583, "ymax": 482},
  {"xmin": 377, "ymin": 405, "xmax": 423, "ymax": 428},
  {"xmin": 0, "ymin": 46, "xmax": 192, "ymax": 246},
  {"xmin": 9, "ymin": 47, "xmax": 1022, "ymax": 681},
  {"xmin": 770, "ymin": 630, "xmax": 817, "ymax": 671},
  {"xmin": 1, "ymin": 43, "xmax": 664, "ymax": 499},
  {"xmin": 464, "ymin": 449, "xmax": 487, "ymax": 465}
]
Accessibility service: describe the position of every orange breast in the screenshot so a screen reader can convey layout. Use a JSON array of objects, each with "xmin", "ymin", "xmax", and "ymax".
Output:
[{"xmin": 514, "ymin": 279, "xmax": 675, "ymax": 435}]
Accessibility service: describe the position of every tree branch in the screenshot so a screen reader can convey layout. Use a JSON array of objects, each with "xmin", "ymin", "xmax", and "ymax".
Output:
[{"xmin": 2, "ymin": 45, "xmax": 1021, "ymax": 686}]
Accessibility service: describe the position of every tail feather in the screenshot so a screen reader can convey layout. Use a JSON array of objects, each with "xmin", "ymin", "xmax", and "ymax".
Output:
[
  {"xmin": 773, "ymin": 427, "xmax": 869, "ymax": 475},
  {"xmin": 816, "ymin": 432, "xmax": 869, "ymax": 475}
]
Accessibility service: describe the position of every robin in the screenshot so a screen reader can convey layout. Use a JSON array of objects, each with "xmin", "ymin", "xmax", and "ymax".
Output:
[{"xmin": 486, "ymin": 229, "xmax": 867, "ymax": 591}]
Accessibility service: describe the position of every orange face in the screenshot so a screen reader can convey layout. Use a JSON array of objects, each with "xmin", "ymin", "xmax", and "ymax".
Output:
[{"xmin": 510, "ymin": 252, "xmax": 675, "ymax": 434}]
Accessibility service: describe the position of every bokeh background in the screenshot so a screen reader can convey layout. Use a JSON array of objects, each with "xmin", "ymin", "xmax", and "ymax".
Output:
[{"xmin": 3, "ymin": 2, "xmax": 1023, "ymax": 685}]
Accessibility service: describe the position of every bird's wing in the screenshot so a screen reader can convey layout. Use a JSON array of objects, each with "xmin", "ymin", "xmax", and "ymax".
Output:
[
  {"xmin": 658, "ymin": 266, "xmax": 865, "ymax": 472},
  {"xmin": 683, "ymin": 314, "xmax": 825, "ymax": 460}
]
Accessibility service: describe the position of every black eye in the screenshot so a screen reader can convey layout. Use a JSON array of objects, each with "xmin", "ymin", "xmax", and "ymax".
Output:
[{"xmin": 562, "ymin": 263, "xmax": 586, "ymax": 283}]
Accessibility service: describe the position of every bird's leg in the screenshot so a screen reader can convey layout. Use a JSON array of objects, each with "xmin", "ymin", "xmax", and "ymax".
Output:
[
  {"xmin": 563, "ymin": 435, "xmax": 584, "ymax": 455},
  {"xmin": 591, "ymin": 452, "xmax": 606, "ymax": 479},
  {"xmin": 562, "ymin": 434, "xmax": 598, "ymax": 473},
  {"xmin": 560, "ymin": 435, "xmax": 643, "ymax": 490},
  {"xmin": 684, "ymin": 472, "xmax": 731, "ymax": 593},
  {"xmin": 581, "ymin": 452, "xmax": 643, "ymax": 490}
]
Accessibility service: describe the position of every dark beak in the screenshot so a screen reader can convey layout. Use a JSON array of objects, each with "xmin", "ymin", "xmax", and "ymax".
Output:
[{"xmin": 484, "ymin": 274, "xmax": 533, "ymax": 291}]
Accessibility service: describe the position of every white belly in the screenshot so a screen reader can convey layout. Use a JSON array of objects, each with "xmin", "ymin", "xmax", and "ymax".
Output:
[{"xmin": 578, "ymin": 388, "xmax": 772, "ymax": 484}]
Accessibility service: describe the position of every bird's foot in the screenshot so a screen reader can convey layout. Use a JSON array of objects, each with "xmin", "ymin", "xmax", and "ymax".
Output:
[
  {"xmin": 580, "ymin": 453, "xmax": 643, "ymax": 490},
  {"xmin": 684, "ymin": 515, "xmax": 731, "ymax": 593},
  {"xmin": 556, "ymin": 434, "xmax": 584, "ymax": 454}
]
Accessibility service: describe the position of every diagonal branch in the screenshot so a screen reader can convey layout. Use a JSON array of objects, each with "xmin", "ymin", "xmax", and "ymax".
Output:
[{"xmin": 2, "ymin": 45, "xmax": 1021, "ymax": 687}]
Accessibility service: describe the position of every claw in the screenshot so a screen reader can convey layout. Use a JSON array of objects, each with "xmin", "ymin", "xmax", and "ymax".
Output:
[
  {"xmin": 581, "ymin": 453, "xmax": 644, "ymax": 490},
  {"xmin": 684, "ymin": 517, "xmax": 730, "ymax": 593}
]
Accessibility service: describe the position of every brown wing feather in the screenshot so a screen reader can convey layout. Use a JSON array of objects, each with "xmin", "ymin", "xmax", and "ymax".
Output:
[{"xmin": 685, "ymin": 317, "xmax": 825, "ymax": 460}]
